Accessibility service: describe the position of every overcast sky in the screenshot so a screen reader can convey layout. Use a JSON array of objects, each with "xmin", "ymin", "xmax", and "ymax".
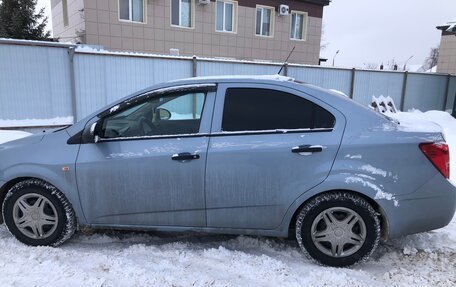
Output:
[
  {"xmin": 37, "ymin": 0, "xmax": 52, "ymax": 32},
  {"xmin": 322, "ymin": 0, "xmax": 456, "ymax": 68},
  {"xmin": 37, "ymin": 0, "xmax": 455, "ymax": 69}
]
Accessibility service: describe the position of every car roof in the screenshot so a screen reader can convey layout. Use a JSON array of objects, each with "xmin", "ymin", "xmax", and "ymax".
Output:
[{"xmin": 166, "ymin": 74, "xmax": 295, "ymax": 84}]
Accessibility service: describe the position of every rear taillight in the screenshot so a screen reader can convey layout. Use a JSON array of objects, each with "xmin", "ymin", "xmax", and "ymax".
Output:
[{"xmin": 419, "ymin": 143, "xmax": 450, "ymax": 179}]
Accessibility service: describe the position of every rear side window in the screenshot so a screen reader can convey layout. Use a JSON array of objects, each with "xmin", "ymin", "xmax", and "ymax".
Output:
[{"xmin": 222, "ymin": 88, "xmax": 335, "ymax": 132}]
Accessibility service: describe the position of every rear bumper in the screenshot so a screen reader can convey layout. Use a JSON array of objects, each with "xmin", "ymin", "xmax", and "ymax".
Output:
[{"xmin": 383, "ymin": 175, "xmax": 456, "ymax": 239}]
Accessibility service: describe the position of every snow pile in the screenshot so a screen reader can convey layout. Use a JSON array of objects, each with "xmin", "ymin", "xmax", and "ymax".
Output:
[
  {"xmin": 1, "ymin": 221, "xmax": 455, "ymax": 286},
  {"xmin": 0, "ymin": 130, "xmax": 32, "ymax": 144},
  {"xmin": 0, "ymin": 116, "xmax": 73, "ymax": 128},
  {"xmin": 384, "ymin": 111, "xmax": 443, "ymax": 133}
]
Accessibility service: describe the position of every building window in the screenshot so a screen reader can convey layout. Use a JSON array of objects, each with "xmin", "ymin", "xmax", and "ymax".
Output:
[
  {"xmin": 216, "ymin": 0, "xmax": 237, "ymax": 33},
  {"xmin": 171, "ymin": 0, "xmax": 194, "ymax": 28},
  {"xmin": 62, "ymin": 0, "xmax": 69, "ymax": 27},
  {"xmin": 255, "ymin": 6, "xmax": 274, "ymax": 37},
  {"xmin": 290, "ymin": 11, "xmax": 308, "ymax": 40},
  {"xmin": 119, "ymin": 0, "xmax": 145, "ymax": 23}
]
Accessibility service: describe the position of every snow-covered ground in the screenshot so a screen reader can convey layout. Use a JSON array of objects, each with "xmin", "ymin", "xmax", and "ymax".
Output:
[{"xmin": 0, "ymin": 111, "xmax": 455, "ymax": 287}]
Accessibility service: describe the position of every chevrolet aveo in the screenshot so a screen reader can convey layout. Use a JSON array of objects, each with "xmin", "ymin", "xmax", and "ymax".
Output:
[{"xmin": 0, "ymin": 75, "xmax": 454, "ymax": 267}]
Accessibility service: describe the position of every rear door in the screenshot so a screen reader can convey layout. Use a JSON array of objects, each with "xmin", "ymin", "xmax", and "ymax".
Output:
[{"xmin": 205, "ymin": 83, "xmax": 345, "ymax": 229}]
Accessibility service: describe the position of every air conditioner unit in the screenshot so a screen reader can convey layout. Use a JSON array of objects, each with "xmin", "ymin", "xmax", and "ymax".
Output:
[
  {"xmin": 278, "ymin": 5, "xmax": 289, "ymax": 16},
  {"xmin": 170, "ymin": 48, "xmax": 179, "ymax": 56},
  {"xmin": 198, "ymin": 0, "xmax": 210, "ymax": 5}
]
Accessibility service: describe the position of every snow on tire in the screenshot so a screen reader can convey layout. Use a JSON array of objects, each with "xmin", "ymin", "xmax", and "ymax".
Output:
[
  {"xmin": 2, "ymin": 179, "xmax": 76, "ymax": 246},
  {"xmin": 295, "ymin": 191, "xmax": 380, "ymax": 267}
]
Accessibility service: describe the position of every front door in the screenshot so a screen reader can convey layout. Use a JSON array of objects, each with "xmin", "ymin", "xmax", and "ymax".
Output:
[{"xmin": 76, "ymin": 87, "xmax": 215, "ymax": 227}]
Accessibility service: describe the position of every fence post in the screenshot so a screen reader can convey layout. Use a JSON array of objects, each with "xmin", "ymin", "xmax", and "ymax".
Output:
[
  {"xmin": 349, "ymin": 68, "xmax": 356, "ymax": 99},
  {"xmin": 443, "ymin": 74, "xmax": 451, "ymax": 111},
  {"xmin": 192, "ymin": 56, "xmax": 198, "ymax": 117},
  {"xmin": 400, "ymin": 71, "xmax": 408, "ymax": 111},
  {"xmin": 283, "ymin": 63, "xmax": 288, "ymax": 76},
  {"xmin": 68, "ymin": 46, "xmax": 78, "ymax": 122},
  {"xmin": 192, "ymin": 56, "xmax": 197, "ymax": 77},
  {"xmin": 453, "ymin": 87, "xmax": 456, "ymax": 118}
]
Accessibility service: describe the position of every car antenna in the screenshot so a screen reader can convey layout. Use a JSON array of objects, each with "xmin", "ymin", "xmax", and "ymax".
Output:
[{"xmin": 277, "ymin": 46, "xmax": 295, "ymax": 75}]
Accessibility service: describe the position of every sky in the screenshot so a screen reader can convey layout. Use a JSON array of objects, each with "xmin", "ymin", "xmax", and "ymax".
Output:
[
  {"xmin": 37, "ymin": 0, "xmax": 455, "ymax": 69},
  {"xmin": 37, "ymin": 0, "xmax": 52, "ymax": 33},
  {"xmin": 321, "ymin": 0, "xmax": 456, "ymax": 68}
]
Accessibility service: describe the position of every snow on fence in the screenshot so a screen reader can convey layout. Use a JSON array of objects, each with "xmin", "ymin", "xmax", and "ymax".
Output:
[{"xmin": 0, "ymin": 38, "xmax": 455, "ymax": 127}]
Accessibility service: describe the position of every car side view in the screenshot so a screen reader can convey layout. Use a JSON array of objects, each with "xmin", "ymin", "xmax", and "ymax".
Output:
[{"xmin": 0, "ymin": 75, "xmax": 454, "ymax": 267}]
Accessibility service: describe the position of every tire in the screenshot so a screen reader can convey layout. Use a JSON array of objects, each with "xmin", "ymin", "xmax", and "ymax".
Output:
[
  {"xmin": 295, "ymin": 192, "xmax": 380, "ymax": 267},
  {"xmin": 2, "ymin": 179, "xmax": 76, "ymax": 246}
]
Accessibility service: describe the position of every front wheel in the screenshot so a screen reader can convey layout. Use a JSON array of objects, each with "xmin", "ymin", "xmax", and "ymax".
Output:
[
  {"xmin": 2, "ymin": 179, "xmax": 76, "ymax": 246},
  {"xmin": 295, "ymin": 192, "xmax": 380, "ymax": 267}
]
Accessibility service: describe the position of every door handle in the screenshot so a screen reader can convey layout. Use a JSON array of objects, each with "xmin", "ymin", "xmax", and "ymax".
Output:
[
  {"xmin": 171, "ymin": 152, "xmax": 200, "ymax": 161},
  {"xmin": 291, "ymin": 145, "xmax": 323, "ymax": 153}
]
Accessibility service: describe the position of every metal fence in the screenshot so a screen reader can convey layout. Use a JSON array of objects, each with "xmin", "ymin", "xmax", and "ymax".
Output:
[{"xmin": 0, "ymin": 39, "xmax": 455, "ymax": 128}]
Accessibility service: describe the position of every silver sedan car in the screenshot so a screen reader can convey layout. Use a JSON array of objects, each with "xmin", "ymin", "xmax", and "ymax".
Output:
[{"xmin": 0, "ymin": 75, "xmax": 454, "ymax": 267}]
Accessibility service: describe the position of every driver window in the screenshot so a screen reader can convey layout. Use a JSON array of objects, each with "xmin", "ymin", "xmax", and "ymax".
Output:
[{"xmin": 101, "ymin": 91, "xmax": 207, "ymax": 138}]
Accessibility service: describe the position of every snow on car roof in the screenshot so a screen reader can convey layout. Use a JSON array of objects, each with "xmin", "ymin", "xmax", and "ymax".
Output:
[{"xmin": 167, "ymin": 74, "xmax": 295, "ymax": 83}]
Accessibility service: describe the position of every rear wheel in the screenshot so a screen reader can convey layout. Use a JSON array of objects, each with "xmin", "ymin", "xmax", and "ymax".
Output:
[
  {"xmin": 2, "ymin": 179, "xmax": 76, "ymax": 246},
  {"xmin": 295, "ymin": 192, "xmax": 380, "ymax": 267}
]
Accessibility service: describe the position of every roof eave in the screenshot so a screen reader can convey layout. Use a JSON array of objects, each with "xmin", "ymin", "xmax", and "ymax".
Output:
[
  {"xmin": 300, "ymin": 0, "xmax": 331, "ymax": 7},
  {"xmin": 436, "ymin": 25, "xmax": 450, "ymax": 30}
]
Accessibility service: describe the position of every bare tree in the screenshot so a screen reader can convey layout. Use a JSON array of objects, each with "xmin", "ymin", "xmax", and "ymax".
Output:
[
  {"xmin": 320, "ymin": 22, "xmax": 328, "ymax": 51},
  {"xmin": 364, "ymin": 63, "xmax": 379, "ymax": 70},
  {"xmin": 75, "ymin": 9, "xmax": 86, "ymax": 44},
  {"xmin": 423, "ymin": 46, "xmax": 439, "ymax": 71},
  {"xmin": 75, "ymin": 29, "xmax": 86, "ymax": 44},
  {"xmin": 361, "ymin": 60, "xmax": 399, "ymax": 71},
  {"xmin": 386, "ymin": 59, "xmax": 398, "ymax": 71}
]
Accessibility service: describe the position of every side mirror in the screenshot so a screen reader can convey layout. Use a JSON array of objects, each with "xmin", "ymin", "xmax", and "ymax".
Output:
[
  {"xmin": 89, "ymin": 121, "xmax": 100, "ymax": 143},
  {"xmin": 81, "ymin": 119, "xmax": 103, "ymax": 144},
  {"xmin": 157, "ymin": 108, "xmax": 171, "ymax": 121}
]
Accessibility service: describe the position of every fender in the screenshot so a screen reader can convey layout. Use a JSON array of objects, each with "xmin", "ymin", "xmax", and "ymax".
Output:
[
  {"xmin": 0, "ymin": 164, "xmax": 87, "ymax": 225},
  {"xmin": 0, "ymin": 130, "xmax": 87, "ymax": 225},
  {"xmin": 278, "ymin": 172, "xmax": 397, "ymax": 238}
]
